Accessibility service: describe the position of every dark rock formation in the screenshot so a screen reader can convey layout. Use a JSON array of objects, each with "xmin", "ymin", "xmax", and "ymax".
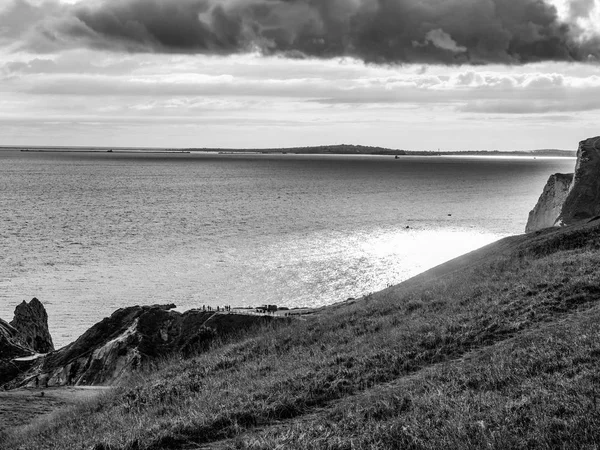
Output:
[
  {"xmin": 1, "ymin": 298, "xmax": 53, "ymax": 385},
  {"xmin": 0, "ymin": 317, "xmax": 37, "ymax": 386},
  {"xmin": 0, "ymin": 318, "xmax": 32, "ymax": 360},
  {"xmin": 526, "ymin": 136, "xmax": 600, "ymax": 233},
  {"xmin": 525, "ymin": 173, "xmax": 573, "ymax": 233},
  {"xmin": 7, "ymin": 304, "xmax": 280, "ymax": 388},
  {"xmin": 10, "ymin": 298, "xmax": 54, "ymax": 353},
  {"xmin": 557, "ymin": 136, "xmax": 600, "ymax": 226}
]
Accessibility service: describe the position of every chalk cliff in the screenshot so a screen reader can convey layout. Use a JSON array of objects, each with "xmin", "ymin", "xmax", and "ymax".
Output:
[
  {"xmin": 526, "ymin": 136, "xmax": 600, "ymax": 233},
  {"xmin": 525, "ymin": 173, "xmax": 573, "ymax": 233},
  {"xmin": 557, "ymin": 136, "xmax": 600, "ymax": 226}
]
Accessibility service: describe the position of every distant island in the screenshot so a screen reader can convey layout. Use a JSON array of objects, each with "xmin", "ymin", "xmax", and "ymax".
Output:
[
  {"xmin": 4, "ymin": 144, "xmax": 576, "ymax": 157},
  {"xmin": 185, "ymin": 144, "xmax": 576, "ymax": 157}
]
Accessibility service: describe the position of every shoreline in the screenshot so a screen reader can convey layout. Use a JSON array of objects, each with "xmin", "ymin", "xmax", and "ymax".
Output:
[
  {"xmin": 0, "ymin": 145, "xmax": 575, "ymax": 158},
  {"xmin": 8, "ymin": 228, "xmax": 509, "ymax": 350}
]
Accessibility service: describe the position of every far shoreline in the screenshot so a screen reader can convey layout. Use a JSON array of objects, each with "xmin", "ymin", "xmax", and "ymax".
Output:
[{"xmin": 0, "ymin": 144, "xmax": 576, "ymax": 158}]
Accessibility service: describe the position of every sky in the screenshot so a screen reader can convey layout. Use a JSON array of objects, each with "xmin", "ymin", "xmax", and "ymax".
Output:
[{"xmin": 1, "ymin": 0, "xmax": 599, "ymax": 151}]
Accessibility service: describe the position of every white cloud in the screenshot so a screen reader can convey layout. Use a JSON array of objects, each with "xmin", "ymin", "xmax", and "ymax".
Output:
[{"xmin": 421, "ymin": 29, "xmax": 467, "ymax": 53}]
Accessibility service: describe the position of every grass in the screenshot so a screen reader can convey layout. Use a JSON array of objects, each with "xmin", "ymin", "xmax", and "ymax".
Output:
[
  {"xmin": 3, "ymin": 220, "xmax": 600, "ymax": 449},
  {"xmin": 243, "ymin": 309, "xmax": 600, "ymax": 449}
]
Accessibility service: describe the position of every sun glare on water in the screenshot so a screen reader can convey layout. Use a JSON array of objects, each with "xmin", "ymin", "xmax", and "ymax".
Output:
[{"xmin": 359, "ymin": 228, "xmax": 502, "ymax": 280}]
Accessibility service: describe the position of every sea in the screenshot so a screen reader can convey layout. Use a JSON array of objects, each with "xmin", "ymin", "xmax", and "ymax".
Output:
[{"xmin": 0, "ymin": 150, "xmax": 575, "ymax": 348}]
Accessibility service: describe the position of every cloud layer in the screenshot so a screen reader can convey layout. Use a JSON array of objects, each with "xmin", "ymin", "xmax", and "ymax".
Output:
[{"xmin": 2, "ymin": 0, "xmax": 599, "ymax": 64}]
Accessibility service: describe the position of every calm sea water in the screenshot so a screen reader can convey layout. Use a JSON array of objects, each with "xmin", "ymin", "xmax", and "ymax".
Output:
[{"xmin": 0, "ymin": 150, "xmax": 574, "ymax": 348}]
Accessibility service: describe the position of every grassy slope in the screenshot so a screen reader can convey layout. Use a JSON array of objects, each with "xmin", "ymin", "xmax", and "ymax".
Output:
[{"xmin": 4, "ymin": 220, "xmax": 600, "ymax": 449}]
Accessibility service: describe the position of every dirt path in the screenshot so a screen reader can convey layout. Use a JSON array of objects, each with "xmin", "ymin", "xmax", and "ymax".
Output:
[{"xmin": 0, "ymin": 387, "xmax": 110, "ymax": 430}]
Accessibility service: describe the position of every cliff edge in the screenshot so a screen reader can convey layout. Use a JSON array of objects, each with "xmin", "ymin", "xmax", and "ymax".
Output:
[
  {"xmin": 526, "ymin": 136, "xmax": 600, "ymax": 232},
  {"xmin": 525, "ymin": 173, "xmax": 573, "ymax": 233},
  {"xmin": 557, "ymin": 136, "xmax": 600, "ymax": 226}
]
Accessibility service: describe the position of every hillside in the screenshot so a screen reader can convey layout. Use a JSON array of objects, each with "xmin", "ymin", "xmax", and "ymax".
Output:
[{"xmin": 2, "ymin": 216, "xmax": 600, "ymax": 449}]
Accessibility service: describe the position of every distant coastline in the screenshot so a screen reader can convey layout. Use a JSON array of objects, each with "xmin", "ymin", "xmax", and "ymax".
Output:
[{"xmin": 1, "ymin": 144, "xmax": 576, "ymax": 158}]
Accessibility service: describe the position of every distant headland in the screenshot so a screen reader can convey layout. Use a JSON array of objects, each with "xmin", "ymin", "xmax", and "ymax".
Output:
[{"xmin": 3, "ymin": 144, "xmax": 576, "ymax": 157}]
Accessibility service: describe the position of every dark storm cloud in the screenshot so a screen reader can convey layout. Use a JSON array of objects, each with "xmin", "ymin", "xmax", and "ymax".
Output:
[{"xmin": 4, "ymin": 0, "xmax": 600, "ymax": 64}]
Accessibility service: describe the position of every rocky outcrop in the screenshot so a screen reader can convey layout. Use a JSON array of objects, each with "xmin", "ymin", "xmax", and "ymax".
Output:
[
  {"xmin": 10, "ymin": 298, "xmax": 54, "ymax": 353},
  {"xmin": 525, "ymin": 173, "xmax": 573, "ymax": 233},
  {"xmin": 6, "ymin": 304, "xmax": 280, "ymax": 388},
  {"xmin": 526, "ymin": 136, "xmax": 600, "ymax": 233},
  {"xmin": 0, "ymin": 316, "xmax": 38, "ymax": 386},
  {"xmin": 0, "ymin": 318, "xmax": 32, "ymax": 360}
]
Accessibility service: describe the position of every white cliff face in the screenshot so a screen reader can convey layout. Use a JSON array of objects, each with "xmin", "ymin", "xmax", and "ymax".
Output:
[
  {"xmin": 557, "ymin": 136, "xmax": 600, "ymax": 226},
  {"xmin": 525, "ymin": 136, "xmax": 600, "ymax": 233},
  {"xmin": 525, "ymin": 173, "xmax": 573, "ymax": 233}
]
